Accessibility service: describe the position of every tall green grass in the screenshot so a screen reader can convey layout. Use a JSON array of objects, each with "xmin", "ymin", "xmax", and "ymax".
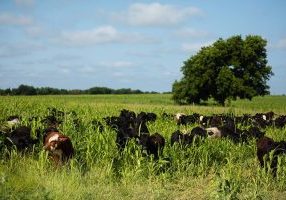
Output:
[{"xmin": 0, "ymin": 94, "xmax": 286, "ymax": 199}]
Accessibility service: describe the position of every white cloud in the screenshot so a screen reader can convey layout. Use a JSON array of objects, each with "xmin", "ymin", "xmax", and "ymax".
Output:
[
  {"xmin": 181, "ymin": 41, "xmax": 214, "ymax": 53},
  {"xmin": 0, "ymin": 13, "xmax": 33, "ymax": 26},
  {"xmin": 113, "ymin": 3, "xmax": 203, "ymax": 27},
  {"xmin": 59, "ymin": 26, "xmax": 158, "ymax": 46},
  {"xmin": 61, "ymin": 26, "xmax": 119, "ymax": 45},
  {"xmin": 174, "ymin": 28, "xmax": 209, "ymax": 38}
]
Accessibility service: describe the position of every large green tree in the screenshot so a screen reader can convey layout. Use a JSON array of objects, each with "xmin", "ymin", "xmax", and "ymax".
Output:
[{"xmin": 172, "ymin": 35, "xmax": 273, "ymax": 105}]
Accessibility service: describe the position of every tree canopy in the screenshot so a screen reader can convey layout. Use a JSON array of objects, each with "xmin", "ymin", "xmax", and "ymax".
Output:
[{"xmin": 172, "ymin": 35, "xmax": 273, "ymax": 105}]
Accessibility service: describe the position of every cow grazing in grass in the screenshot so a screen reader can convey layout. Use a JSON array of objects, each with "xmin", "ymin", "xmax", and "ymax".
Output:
[
  {"xmin": 274, "ymin": 115, "xmax": 286, "ymax": 128},
  {"xmin": 209, "ymin": 115, "xmax": 223, "ymax": 127},
  {"xmin": 170, "ymin": 130, "xmax": 192, "ymax": 146},
  {"xmin": 205, "ymin": 122, "xmax": 238, "ymax": 141},
  {"xmin": 104, "ymin": 109, "xmax": 154, "ymax": 151},
  {"xmin": 191, "ymin": 126, "xmax": 208, "ymax": 138},
  {"xmin": 256, "ymin": 136, "xmax": 286, "ymax": 176},
  {"xmin": 235, "ymin": 126, "xmax": 265, "ymax": 143},
  {"xmin": 205, "ymin": 123, "xmax": 264, "ymax": 143},
  {"xmin": 174, "ymin": 113, "xmax": 198, "ymax": 126},
  {"xmin": 252, "ymin": 113, "xmax": 269, "ymax": 129},
  {"xmin": 206, "ymin": 127, "xmax": 222, "ymax": 138},
  {"xmin": 138, "ymin": 132, "xmax": 165, "ymax": 159},
  {"xmin": 199, "ymin": 115, "xmax": 213, "ymax": 127},
  {"xmin": 146, "ymin": 112, "xmax": 157, "ymax": 122},
  {"xmin": 47, "ymin": 107, "xmax": 65, "ymax": 119},
  {"xmin": 174, "ymin": 113, "xmax": 186, "ymax": 125},
  {"xmin": 171, "ymin": 127, "xmax": 207, "ymax": 146},
  {"xmin": 41, "ymin": 115, "xmax": 62, "ymax": 128},
  {"xmin": 135, "ymin": 112, "xmax": 153, "ymax": 133},
  {"xmin": 43, "ymin": 127, "xmax": 74, "ymax": 165},
  {"xmin": 4, "ymin": 126, "xmax": 39, "ymax": 151},
  {"xmin": 247, "ymin": 126, "xmax": 265, "ymax": 139},
  {"xmin": 235, "ymin": 114, "xmax": 252, "ymax": 126},
  {"xmin": 263, "ymin": 111, "xmax": 275, "ymax": 121},
  {"xmin": 104, "ymin": 115, "xmax": 131, "ymax": 151},
  {"xmin": 254, "ymin": 111, "xmax": 275, "ymax": 122}
]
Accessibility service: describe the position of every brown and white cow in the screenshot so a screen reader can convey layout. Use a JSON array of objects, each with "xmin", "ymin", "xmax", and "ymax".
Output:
[{"xmin": 43, "ymin": 128, "xmax": 74, "ymax": 165}]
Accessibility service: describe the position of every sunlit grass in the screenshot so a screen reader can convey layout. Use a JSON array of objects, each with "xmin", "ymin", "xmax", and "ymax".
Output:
[{"xmin": 0, "ymin": 94, "xmax": 286, "ymax": 199}]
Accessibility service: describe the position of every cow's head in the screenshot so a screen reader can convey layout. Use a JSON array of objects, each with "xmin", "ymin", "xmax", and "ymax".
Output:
[{"xmin": 206, "ymin": 127, "xmax": 222, "ymax": 138}]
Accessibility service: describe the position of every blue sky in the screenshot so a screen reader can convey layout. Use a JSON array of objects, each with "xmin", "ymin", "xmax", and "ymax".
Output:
[{"xmin": 0, "ymin": 0, "xmax": 285, "ymax": 93}]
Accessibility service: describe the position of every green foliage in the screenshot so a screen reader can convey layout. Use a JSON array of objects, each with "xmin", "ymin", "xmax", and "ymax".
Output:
[
  {"xmin": 0, "ymin": 95, "xmax": 286, "ymax": 199},
  {"xmin": 13, "ymin": 84, "xmax": 37, "ymax": 95},
  {"xmin": 215, "ymin": 66, "xmax": 237, "ymax": 105},
  {"xmin": 0, "ymin": 85, "xmax": 150, "ymax": 96},
  {"xmin": 172, "ymin": 35, "xmax": 273, "ymax": 105}
]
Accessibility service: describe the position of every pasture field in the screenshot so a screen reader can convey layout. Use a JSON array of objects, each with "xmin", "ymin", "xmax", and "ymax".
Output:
[{"xmin": 0, "ymin": 94, "xmax": 286, "ymax": 200}]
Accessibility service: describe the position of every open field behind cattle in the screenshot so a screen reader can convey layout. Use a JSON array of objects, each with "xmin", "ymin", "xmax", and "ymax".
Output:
[{"xmin": 1, "ymin": 95, "xmax": 286, "ymax": 199}]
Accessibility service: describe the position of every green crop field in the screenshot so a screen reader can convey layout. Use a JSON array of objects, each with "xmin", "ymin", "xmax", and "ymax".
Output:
[{"xmin": 1, "ymin": 94, "xmax": 286, "ymax": 200}]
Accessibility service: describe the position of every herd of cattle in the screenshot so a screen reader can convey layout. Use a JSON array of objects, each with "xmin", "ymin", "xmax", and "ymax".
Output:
[{"xmin": 1, "ymin": 107, "xmax": 286, "ymax": 175}]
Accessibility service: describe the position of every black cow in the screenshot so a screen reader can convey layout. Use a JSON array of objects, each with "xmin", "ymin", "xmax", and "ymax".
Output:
[
  {"xmin": 4, "ymin": 126, "xmax": 40, "ymax": 150},
  {"xmin": 146, "ymin": 112, "xmax": 157, "ymax": 122},
  {"xmin": 235, "ymin": 114, "xmax": 252, "ymax": 126},
  {"xmin": 252, "ymin": 114, "xmax": 269, "ymax": 129},
  {"xmin": 191, "ymin": 126, "xmax": 208, "ymax": 138},
  {"xmin": 138, "ymin": 132, "xmax": 165, "ymax": 159},
  {"xmin": 170, "ymin": 130, "xmax": 192, "ymax": 146},
  {"xmin": 104, "ymin": 109, "xmax": 153, "ymax": 151},
  {"xmin": 257, "ymin": 136, "xmax": 286, "ymax": 176},
  {"xmin": 175, "ymin": 113, "xmax": 198, "ymax": 126},
  {"xmin": 41, "ymin": 115, "xmax": 62, "ymax": 128},
  {"xmin": 274, "ymin": 115, "xmax": 286, "ymax": 128},
  {"xmin": 171, "ymin": 126, "xmax": 207, "ymax": 146},
  {"xmin": 209, "ymin": 115, "xmax": 223, "ymax": 127},
  {"xmin": 205, "ymin": 123, "xmax": 264, "ymax": 143}
]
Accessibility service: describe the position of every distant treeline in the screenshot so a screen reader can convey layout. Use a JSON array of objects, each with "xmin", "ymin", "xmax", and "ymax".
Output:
[{"xmin": 0, "ymin": 84, "xmax": 160, "ymax": 96}]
